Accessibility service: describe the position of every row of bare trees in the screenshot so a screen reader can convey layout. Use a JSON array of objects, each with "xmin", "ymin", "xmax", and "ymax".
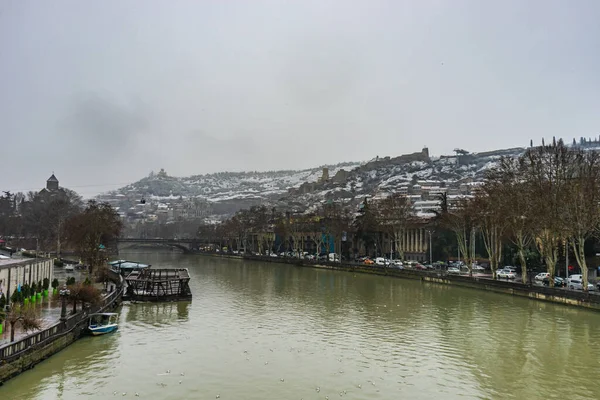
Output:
[
  {"xmin": 0, "ymin": 187, "xmax": 123, "ymax": 275},
  {"xmin": 444, "ymin": 141, "xmax": 600, "ymax": 289},
  {"xmin": 198, "ymin": 195, "xmax": 414, "ymax": 261}
]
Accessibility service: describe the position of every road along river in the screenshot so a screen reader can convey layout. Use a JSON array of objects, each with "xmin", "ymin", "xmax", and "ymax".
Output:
[{"xmin": 2, "ymin": 250, "xmax": 600, "ymax": 400}]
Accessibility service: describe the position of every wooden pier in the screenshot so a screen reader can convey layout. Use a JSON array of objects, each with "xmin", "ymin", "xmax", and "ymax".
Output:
[{"xmin": 124, "ymin": 268, "xmax": 192, "ymax": 302}]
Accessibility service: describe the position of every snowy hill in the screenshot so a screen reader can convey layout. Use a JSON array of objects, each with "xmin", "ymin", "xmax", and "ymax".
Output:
[
  {"xmin": 101, "ymin": 146, "xmax": 532, "ymax": 218},
  {"xmin": 100, "ymin": 137, "xmax": 600, "ymax": 220}
]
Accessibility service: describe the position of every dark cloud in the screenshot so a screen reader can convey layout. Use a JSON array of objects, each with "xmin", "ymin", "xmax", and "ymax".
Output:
[{"xmin": 60, "ymin": 93, "xmax": 150, "ymax": 158}]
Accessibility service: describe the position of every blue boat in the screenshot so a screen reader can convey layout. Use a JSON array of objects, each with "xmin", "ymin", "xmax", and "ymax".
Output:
[{"xmin": 87, "ymin": 313, "xmax": 119, "ymax": 336}]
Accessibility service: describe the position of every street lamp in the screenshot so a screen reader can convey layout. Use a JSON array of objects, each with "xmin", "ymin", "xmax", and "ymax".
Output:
[
  {"xmin": 60, "ymin": 286, "xmax": 70, "ymax": 322},
  {"xmin": 426, "ymin": 230, "xmax": 433, "ymax": 265}
]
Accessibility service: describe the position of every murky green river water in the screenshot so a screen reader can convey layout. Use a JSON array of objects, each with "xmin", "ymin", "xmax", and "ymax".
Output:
[{"xmin": 2, "ymin": 250, "xmax": 600, "ymax": 400}]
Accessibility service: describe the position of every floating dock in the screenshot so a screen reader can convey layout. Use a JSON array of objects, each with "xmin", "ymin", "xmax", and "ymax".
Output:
[{"xmin": 124, "ymin": 268, "xmax": 192, "ymax": 302}]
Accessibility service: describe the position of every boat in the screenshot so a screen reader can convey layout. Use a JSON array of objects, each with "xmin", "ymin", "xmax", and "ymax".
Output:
[
  {"xmin": 108, "ymin": 259, "xmax": 151, "ymax": 276},
  {"xmin": 87, "ymin": 313, "xmax": 119, "ymax": 336}
]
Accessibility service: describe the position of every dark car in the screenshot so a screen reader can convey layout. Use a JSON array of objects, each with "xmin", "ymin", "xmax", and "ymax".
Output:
[{"xmin": 542, "ymin": 276, "xmax": 566, "ymax": 287}]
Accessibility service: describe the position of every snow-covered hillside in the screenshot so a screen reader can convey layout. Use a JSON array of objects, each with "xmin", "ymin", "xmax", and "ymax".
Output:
[
  {"xmin": 102, "ymin": 147, "xmax": 534, "ymax": 217},
  {"xmin": 111, "ymin": 162, "xmax": 362, "ymax": 203}
]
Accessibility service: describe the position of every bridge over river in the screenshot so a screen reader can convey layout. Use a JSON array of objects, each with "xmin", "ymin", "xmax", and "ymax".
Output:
[{"xmin": 116, "ymin": 237, "xmax": 208, "ymax": 253}]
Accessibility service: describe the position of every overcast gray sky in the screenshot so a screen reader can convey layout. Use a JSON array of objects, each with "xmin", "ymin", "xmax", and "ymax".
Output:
[{"xmin": 1, "ymin": 0, "xmax": 599, "ymax": 196}]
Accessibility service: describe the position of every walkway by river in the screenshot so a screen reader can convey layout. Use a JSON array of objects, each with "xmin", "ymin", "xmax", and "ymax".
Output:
[{"xmin": 2, "ymin": 250, "xmax": 600, "ymax": 399}]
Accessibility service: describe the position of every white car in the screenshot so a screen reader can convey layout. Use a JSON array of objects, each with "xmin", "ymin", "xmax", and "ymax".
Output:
[
  {"xmin": 472, "ymin": 265, "xmax": 485, "ymax": 272},
  {"xmin": 535, "ymin": 272, "xmax": 550, "ymax": 281},
  {"xmin": 497, "ymin": 270, "xmax": 516, "ymax": 279},
  {"xmin": 567, "ymin": 275, "xmax": 596, "ymax": 291},
  {"xmin": 447, "ymin": 267, "xmax": 461, "ymax": 274}
]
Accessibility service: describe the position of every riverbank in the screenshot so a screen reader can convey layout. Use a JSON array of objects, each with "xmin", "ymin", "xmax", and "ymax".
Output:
[
  {"xmin": 0, "ymin": 270, "xmax": 123, "ymax": 385},
  {"xmin": 195, "ymin": 252, "xmax": 600, "ymax": 311}
]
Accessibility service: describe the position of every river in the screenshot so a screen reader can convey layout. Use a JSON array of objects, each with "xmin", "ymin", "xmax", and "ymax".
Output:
[{"xmin": 2, "ymin": 250, "xmax": 600, "ymax": 400}]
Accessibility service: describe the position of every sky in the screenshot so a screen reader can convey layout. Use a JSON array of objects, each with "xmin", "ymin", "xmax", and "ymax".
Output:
[{"xmin": 1, "ymin": 0, "xmax": 599, "ymax": 197}]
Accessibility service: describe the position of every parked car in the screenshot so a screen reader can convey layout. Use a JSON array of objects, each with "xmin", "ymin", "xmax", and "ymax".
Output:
[
  {"xmin": 567, "ymin": 275, "xmax": 596, "ymax": 291},
  {"xmin": 363, "ymin": 258, "xmax": 375, "ymax": 265},
  {"xmin": 447, "ymin": 267, "xmax": 461, "ymax": 274},
  {"xmin": 535, "ymin": 272, "xmax": 550, "ymax": 281},
  {"xmin": 542, "ymin": 276, "xmax": 566, "ymax": 287},
  {"xmin": 497, "ymin": 269, "xmax": 516, "ymax": 279},
  {"xmin": 472, "ymin": 265, "xmax": 485, "ymax": 272}
]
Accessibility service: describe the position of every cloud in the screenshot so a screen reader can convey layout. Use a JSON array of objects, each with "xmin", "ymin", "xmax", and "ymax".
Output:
[{"xmin": 59, "ymin": 93, "xmax": 150, "ymax": 159}]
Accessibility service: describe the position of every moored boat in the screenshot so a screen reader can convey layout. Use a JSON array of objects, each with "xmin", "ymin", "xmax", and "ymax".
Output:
[
  {"xmin": 87, "ymin": 313, "xmax": 119, "ymax": 336},
  {"xmin": 108, "ymin": 259, "xmax": 151, "ymax": 276}
]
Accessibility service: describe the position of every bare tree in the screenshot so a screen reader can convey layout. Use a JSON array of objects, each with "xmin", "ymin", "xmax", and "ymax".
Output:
[
  {"xmin": 306, "ymin": 216, "xmax": 326, "ymax": 257},
  {"xmin": 5, "ymin": 304, "xmax": 42, "ymax": 342},
  {"xmin": 21, "ymin": 189, "xmax": 83, "ymax": 256},
  {"xmin": 563, "ymin": 150, "xmax": 600, "ymax": 291},
  {"xmin": 443, "ymin": 198, "xmax": 476, "ymax": 276},
  {"xmin": 523, "ymin": 142, "xmax": 572, "ymax": 286},
  {"xmin": 375, "ymin": 194, "xmax": 412, "ymax": 261},
  {"xmin": 288, "ymin": 214, "xmax": 308, "ymax": 257},
  {"xmin": 472, "ymin": 191, "xmax": 505, "ymax": 279},
  {"xmin": 65, "ymin": 201, "xmax": 122, "ymax": 275}
]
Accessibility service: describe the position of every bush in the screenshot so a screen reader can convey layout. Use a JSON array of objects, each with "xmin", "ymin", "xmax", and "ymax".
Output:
[
  {"xmin": 21, "ymin": 251, "xmax": 36, "ymax": 258},
  {"xmin": 22, "ymin": 284, "xmax": 31, "ymax": 298},
  {"xmin": 52, "ymin": 278, "xmax": 59, "ymax": 290},
  {"xmin": 54, "ymin": 259, "xmax": 64, "ymax": 267},
  {"xmin": 43, "ymin": 278, "xmax": 50, "ymax": 290},
  {"xmin": 66, "ymin": 277, "xmax": 76, "ymax": 286},
  {"xmin": 11, "ymin": 289, "xmax": 22, "ymax": 305},
  {"xmin": 83, "ymin": 277, "xmax": 92, "ymax": 286}
]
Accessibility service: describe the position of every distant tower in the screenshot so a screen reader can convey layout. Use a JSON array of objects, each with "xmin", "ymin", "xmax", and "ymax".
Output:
[
  {"xmin": 542, "ymin": 138, "xmax": 545, "ymax": 146},
  {"xmin": 46, "ymin": 173, "xmax": 59, "ymax": 191},
  {"xmin": 320, "ymin": 168, "xmax": 329, "ymax": 182},
  {"xmin": 553, "ymin": 136, "xmax": 556, "ymax": 146},
  {"xmin": 573, "ymin": 138, "xmax": 577, "ymax": 146},
  {"xmin": 530, "ymin": 139, "xmax": 533, "ymax": 148}
]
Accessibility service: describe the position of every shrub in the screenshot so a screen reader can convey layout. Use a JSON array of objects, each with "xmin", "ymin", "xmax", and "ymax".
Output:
[
  {"xmin": 66, "ymin": 277, "xmax": 76, "ymax": 286},
  {"xmin": 22, "ymin": 284, "xmax": 30, "ymax": 298},
  {"xmin": 43, "ymin": 278, "xmax": 50, "ymax": 290},
  {"xmin": 51, "ymin": 278, "xmax": 59, "ymax": 290},
  {"xmin": 54, "ymin": 259, "xmax": 64, "ymax": 267},
  {"xmin": 10, "ymin": 290, "xmax": 22, "ymax": 305},
  {"xmin": 21, "ymin": 251, "xmax": 36, "ymax": 258}
]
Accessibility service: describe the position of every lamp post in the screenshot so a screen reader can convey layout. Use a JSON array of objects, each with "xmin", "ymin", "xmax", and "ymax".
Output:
[
  {"xmin": 565, "ymin": 241, "xmax": 569, "ymax": 281},
  {"xmin": 426, "ymin": 230, "xmax": 433, "ymax": 265},
  {"xmin": 60, "ymin": 286, "xmax": 70, "ymax": 322}
]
